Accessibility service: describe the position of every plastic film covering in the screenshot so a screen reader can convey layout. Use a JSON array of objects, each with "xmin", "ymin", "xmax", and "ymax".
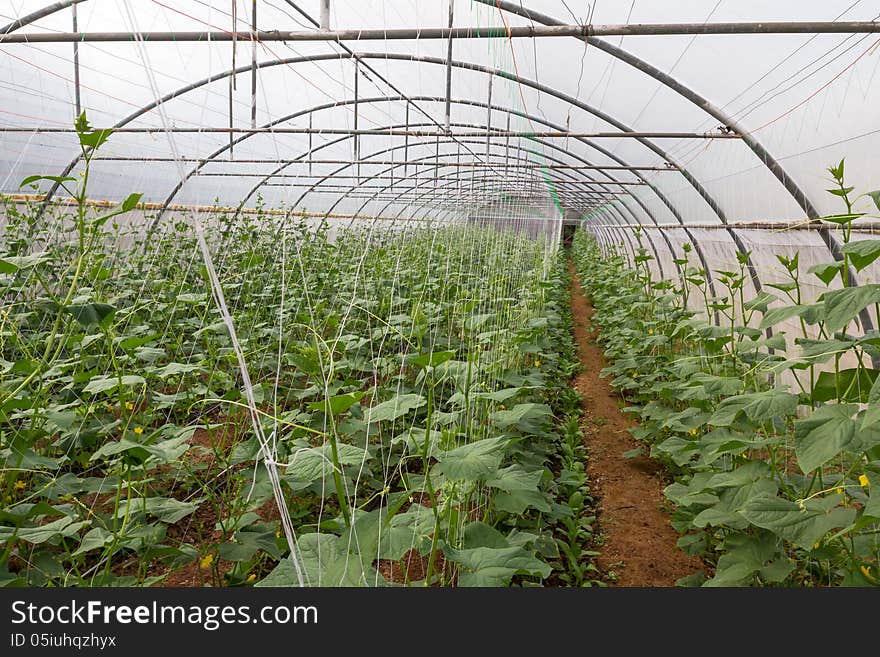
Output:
[{"xmin": 1, "ymin": 0, "xmax": 880, "ymax": 588}]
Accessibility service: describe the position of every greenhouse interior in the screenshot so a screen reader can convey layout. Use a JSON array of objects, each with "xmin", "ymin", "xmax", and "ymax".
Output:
[{"xmin": 1, "ymin": 0, "xmax": 879, "ymax": 588}]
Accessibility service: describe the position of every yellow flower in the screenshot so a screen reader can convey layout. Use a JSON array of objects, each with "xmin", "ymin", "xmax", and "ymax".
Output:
[
  {"xmin": 199, "ymin": 554, "xmax": 214, "ymax": 569},
  {"xmin": 534, "ymin": 360, "xmax": 541, "ymax": 367},
  {"xmin": 125, "ymin": 402, "xmax": 134, "ymax": 410},
  {"xmin": 860, "ymin": 474, "xmax": 870, "ymax": 488},
  {"xmin": 14, "ymin": 480, "xmax": 26, "ymax": 490},
  {"xmin": 275, "ymin": 530, "xmax": 282, "ymax": 538},
  {"xmin": 813, "ymin": 541, "xmax": 820, "ymax": 550},
  {"xmin": 647, "ymin": 328, "xmax": 654, "ymax": 335},
  {"xmin": 247, "ymin": 574, "xmax": 256, "ymax": 582},
  {"xmin": 499, "ymin": 404, "xmax": 506, "ymax": 410},
  {"xmin": 861, "ymin": 565, "xmax": 874, "ymax": 581},
  {"xmin": 688, "ymin": 428, "xmax": 698, "ymax": 436},
  {"xmin": 133, "ymin": 426, "xmax": 144, "ymax": 435},
  {"xmin": 836, "ymin": 487, "xmax": 844, "ymax": 496}
]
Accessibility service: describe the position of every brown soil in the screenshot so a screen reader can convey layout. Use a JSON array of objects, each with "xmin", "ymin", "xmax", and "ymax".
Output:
[
  {"xmin": 568, "ymin": 262, "xmax": 703, "ymax": 587},
  {"xmin": 374, "ymin": 548, "xmax": 448, "ymax": 585}
]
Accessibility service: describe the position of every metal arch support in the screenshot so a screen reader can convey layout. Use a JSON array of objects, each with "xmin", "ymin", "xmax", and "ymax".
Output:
[
  {"xmin": 184, "ymin": 93, "xmax": 680, "ymax": 272},
  {"xmin": 346, "ymin": 145, "xmax": 660, "ymax": 269},
  {"xmin": 0, "ymin": 0, "xmax": 85, "ymax": 35},
  {"xmin": 29, "ymin": 46, "xmax": 715, "ymax": 308},
  {"xmin": 361, "ymin": 52, "xmax": 762, "ymax": 304},
  {"xmin": 478, "ymin": 0, "xmax": 872, "ymax": 331},
  {"xmin": 295, "ymin": 135, "xmax": 635, "ymax": 221},
  {"xmin": 152, "ymin": 94, "xmax": 654, "ymax": 226},
  {"xmin": 151, "ymin": 101, "xmax": 637, "ymax": 227},
  {"xmin": 41, "ymin": 51, "xmax": 697, "ymax": 233},
  {"xmin": 229, "ymin": 124, "xmax": 644, "ymax": 226},
  {"xmin": 280, "ymin": 134, "xmax": 624, "ymax": 219},
  {"xmin": 340, "ymin": 137, "xmax": 667, "ymax": 276},
  {"xmin": 362, "ymin": 169, "xmax": 551, "ymax": 223},
  {"xmin": 297, "ymin": 137, "xmax": 614, "ymax": 224},
  {"xmin": 33, "ymin": 49, "xmax": 717, "ymax": 304}
]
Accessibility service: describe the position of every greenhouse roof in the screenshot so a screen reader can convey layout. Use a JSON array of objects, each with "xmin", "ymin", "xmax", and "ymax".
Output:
[{"xmin": 1, "ymin": 1, "xmax": 879, "ymax": 230}]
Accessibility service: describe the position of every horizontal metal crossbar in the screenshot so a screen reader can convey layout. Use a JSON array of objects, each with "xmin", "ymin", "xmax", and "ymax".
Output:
[
  {"xmin": 89, "ymin": 156, "xmax": 676, "ymax": 171},
  {"xmin": 0, "ymin": 126, "xmax": 739, "ymax": 139},
  {"xmin": 3, "ymin": 22, "xmax": 878, "ymax": 43}
]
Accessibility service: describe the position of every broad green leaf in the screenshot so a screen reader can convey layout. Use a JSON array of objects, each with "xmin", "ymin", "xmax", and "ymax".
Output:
[
  {"xmin": 257, "ymin": 533, "xmax": 374, "ymax": 587},
  {"xmin": 377, "ymin": 506, "xmax": 435, "ymax": 560},
  {"xmin": 705, "ymin": 461, "xmax": 773, "ymax": 489},
  {"xmin": 175, "ymin": 292, "xmax": 205, "ymax": 303},
  {"xmin": 462, "ymin": 522, "xmax": 510, "ymax": 549},
  {"xmin": 493, "ymin": 488, "xmax": 551, "ymax": 514},
  {"xmin": 865, "ymin": 190, "xmax": 880, "ymax": 213},
  {"xmin": 823, "ymin": 284, "xmax": 880, "ymax": 334},
  {"xmin": 153, "ymin": 362, "xmax": 202, "ymax": 379},
  {"xmin": 408, "ymin": 351, "xmax": 455, "ymax": 368},
  {"xmin": 864, "ymin": 476, "xmax": 880, "ymax": 518},
  {"xmin": 812, "ymin": 368, "xmax": 878, "ymax": 403},
  {"xmin": 841, "ymin": 239, "xmax": 880, "ymax": 272},
  {"xmin": 710, "ymin": 390, "xmax": 798, "ymax": 427},
  {"xmin": 444, "ymin": 545, "xmax": 551, "ymax": 586},
  {"xmin": 808, "ymin": 261, "xmax": 844, "ymax": 285},
  {"xmin": 19, "ymin": 174, "xmax": 76, "ymax": 189},
  {"xmin": 794, "ymin": 403, "xmax": 858, "ymax": 473},
  {"xmin": 486, "ymin": 465, "xmax": 544, "ymax": 492},
  {"xmin": 691, "ymin": 373, "xmax": 744, "ymax": 397},
  {"xmin": 742, "ymin": 495, "xmax": 856, "ymax": 550},
  {"xmin": 116, "ymin": 497, "xmax": 200, "ymax": 524},
  {"xmin": 90, "ymin": 438, "xmax": 147, "ymax": 461},
  {"xmin": 16, "ymin": 516, "xmax": 89, "ymax": 545},
  {"xmin": 744, "ymin": 291, "xmax": 777, "ymax": 313},
  {"xmin": 0, "ymin": 252, "xmax": 52, "ymax": 273},
  {"xmin": 284, "ymin": 443, "xmax": 366, "ymax": 487},
  {"xmin": 92, "ymin": 193, "xmax": 143, "ymax": 227},
  {"xmin": 436, "ymin": 436, "xmax": 509, "ymax": 482},
  {"xmin": 78, "ymin": 127, "xmax": 113, "ymax": 150},
  {"xmin": 83, "ymin": 374, "xmax": 146, "ymax": 395},
  {"xmin": 863, "ymin": 375, "xmax": 880, "ymax": 429},
  {"xmin": 133, "ymin": 346, "xmax": 166, "ymax": 363},
  {"xmin": 73, "ymin": 527, "xmax": 113, "ymax": 556},
  {"xmin": 703, "ymin": 531, "xmax": 792, "ymax": 586},
  {"xmin": 475, "ymin": 387, "xmax": 531, "ymax": 403},
  {"xmin": 491, "ymin": 403, "xmax": 552, "ymax": 431},
  {"xmin": 367, "ymin": 394, "xmax": 426, "ymax": 422},
  {"xmin": 759, "ymin": 304, "xmax": 820, "ymax": 330},
  {"xmin": 255, "ymin": 558, "xmax": 303, "ymax": 587},
  {"xmin": 218, "ymin": 540, "xmax": 258, "ymax": 563},
  {"xmin": 307, "ymin": 391, "xmax": 364, "ymax": 415},
  {"xmin": 820, "ymin": 213, "xmax": 865, "ymax": 225},
  {"xmin": 796, "ymin": 338, "xmax": 855, "ymax": 363},
  {"xmin": 64, "ymin": 302, "xmax": 116, "ymax": 327}
]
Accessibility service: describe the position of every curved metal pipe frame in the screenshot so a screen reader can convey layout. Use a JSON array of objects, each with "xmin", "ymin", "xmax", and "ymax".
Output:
[
  {"xmin": 12, "ymin": 0, "xmax": 872, "ymax": 334},
  {"xmin": 478, "ymin": 0, "xmax": 871, "ymax": 332},
  {"xmin": 184, "ymin": 94, "xmax": 682, "ymax": 272},
  {"xmin": 0, "ymin": 0, "xmax": 84, "ymax": 35},
  {"xmin": 39, "ymin": 52, "xmax": 713, "ymax": 277},
  {"xmin": 354, "ymin": 146, "xmax": 658, "ymax": 274}
]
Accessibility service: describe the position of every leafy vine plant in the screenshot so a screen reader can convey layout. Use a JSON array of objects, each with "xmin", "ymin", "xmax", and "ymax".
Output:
[
  {"xmin": 572, "ymin": 161, "xmax": 880, "ymax": 587},
  {"xmin": 2, "ymin": 111, "xmax": 607, "ymax": 587}
]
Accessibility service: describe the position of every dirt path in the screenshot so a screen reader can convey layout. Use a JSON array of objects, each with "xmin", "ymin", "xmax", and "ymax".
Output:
[{"xmin": 568, "ymin": 262, "xmax": 702, "ymax": 586}]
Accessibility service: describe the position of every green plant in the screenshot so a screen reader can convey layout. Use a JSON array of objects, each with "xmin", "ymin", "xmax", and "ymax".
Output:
[{"xmin": 570, "ymin": 167, "xmax": 880, "ymax": 586}]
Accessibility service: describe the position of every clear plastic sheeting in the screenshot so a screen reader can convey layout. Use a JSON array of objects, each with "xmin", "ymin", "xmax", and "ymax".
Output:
[{"xmin": 2, "ymin": 0, "xmax": 880, "ymax": 589}]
